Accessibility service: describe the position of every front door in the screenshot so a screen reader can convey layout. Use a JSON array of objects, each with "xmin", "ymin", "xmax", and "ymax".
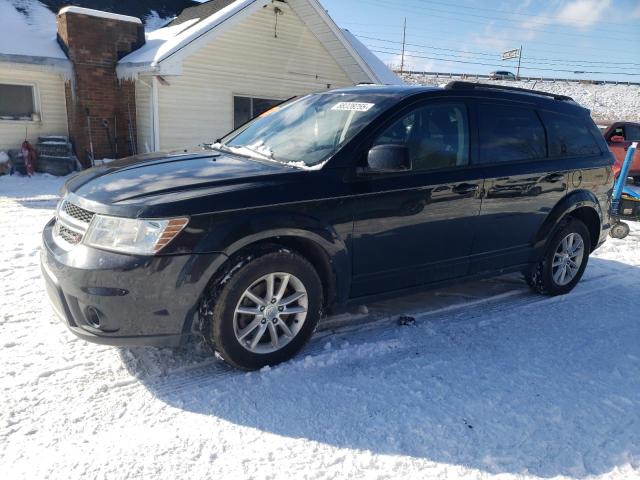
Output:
[{"xmin": 350, "ymin": 101, "xmax": 484, "ymax": 298}]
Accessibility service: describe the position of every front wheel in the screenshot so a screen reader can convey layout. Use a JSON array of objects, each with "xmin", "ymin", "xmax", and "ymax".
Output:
[
  {"xmin": 526, "ymin": 218, "xmax": 591, "ymax": 296},
  {"xmin": 202, "ymin": 249, "xmax": 323, "ymax": 370}
]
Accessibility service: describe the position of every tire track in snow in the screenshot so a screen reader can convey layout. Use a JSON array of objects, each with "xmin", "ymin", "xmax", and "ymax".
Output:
[{"xmin": 111, "ymin": 270, "xmax": 627, "ymax": 398}]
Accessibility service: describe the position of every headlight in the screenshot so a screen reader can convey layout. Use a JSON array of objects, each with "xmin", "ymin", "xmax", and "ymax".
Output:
[{"xmin": 84, "ymin": 215, "xmax": 189, "ymax": 255}]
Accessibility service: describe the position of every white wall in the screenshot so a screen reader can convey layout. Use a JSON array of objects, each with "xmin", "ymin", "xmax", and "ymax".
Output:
[
  {"xmin": 0, "ymin": 65, "xmax": 68, "ymax": 151},
  {"xmin": 156, "ymin": 3, "xmax": 353, "ymax": 150},
  {"xmin": 135, "ymin": 77, "xmax": 154, "ymax": 153}
]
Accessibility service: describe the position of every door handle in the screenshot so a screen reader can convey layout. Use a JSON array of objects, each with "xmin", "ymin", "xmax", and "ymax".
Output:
[{"xmin": 452, "ymin": 183, "xmax": 479, "ymax": 195}]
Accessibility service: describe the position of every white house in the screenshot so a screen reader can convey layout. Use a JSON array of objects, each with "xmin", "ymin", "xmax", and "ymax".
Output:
[
  {"xmin": 118, "ymin": 0, "xmax": 403, "ymax": 153},
  {"xmin": 0, "ymin": 0, "xmax": 402, "ymax": 161},
  {"xmin": 0, "ymin": 0, "xmax": 71, "ymax": 152}
]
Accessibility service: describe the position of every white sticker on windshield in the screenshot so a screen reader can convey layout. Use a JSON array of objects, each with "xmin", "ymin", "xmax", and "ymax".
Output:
[{"xmin": 331, "ymin": 102, "xmax": 375, "ymax": 112}]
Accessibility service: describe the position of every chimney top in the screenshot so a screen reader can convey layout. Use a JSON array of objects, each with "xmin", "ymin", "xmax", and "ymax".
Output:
[{"xmin": 58, "ymin": 6, "xmax": 142, "ymax": 25}]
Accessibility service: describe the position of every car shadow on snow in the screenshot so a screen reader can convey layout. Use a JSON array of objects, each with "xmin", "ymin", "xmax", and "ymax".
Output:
[{"xmin": 120, "ymin": 257, "xmax": 640, "ymax": 478}]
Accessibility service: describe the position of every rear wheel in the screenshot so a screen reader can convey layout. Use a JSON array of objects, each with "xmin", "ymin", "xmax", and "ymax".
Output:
[
  {"xmin": 202, "ymin": 249, "xmax": 322, "ymax": 370},
  {"xmin": 526, "ymin": 218, "xmax": 591, "ymax": 296}
]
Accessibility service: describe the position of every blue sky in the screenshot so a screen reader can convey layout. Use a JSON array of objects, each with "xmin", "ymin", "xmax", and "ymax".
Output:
[{"xmin": 319, "ymin": 0, "xmax": 640, "ymax": 81}]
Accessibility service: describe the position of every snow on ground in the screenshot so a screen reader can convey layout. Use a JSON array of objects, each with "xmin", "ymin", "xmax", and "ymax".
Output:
[
  {"xmin": 1, "ymin": 174, "xmax": 640, "ymax": 480},
  {"xmin": 403, "ymin": 74, "xmax": 640, "ymax": 123}
]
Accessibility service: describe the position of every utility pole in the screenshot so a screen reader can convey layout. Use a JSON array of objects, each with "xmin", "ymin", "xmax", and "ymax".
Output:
[
  {"xmin": 400, "ymin": 17, "xmax": 407, "ymax": 75},
  {"xmin": 517, "ymin": 45, "xmax": 523, "ymax": 79}
]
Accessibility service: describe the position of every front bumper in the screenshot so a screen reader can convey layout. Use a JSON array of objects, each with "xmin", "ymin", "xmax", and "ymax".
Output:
[{"xmin": 41, "ymin": 218, "xmax": 226, "ymax": 347}]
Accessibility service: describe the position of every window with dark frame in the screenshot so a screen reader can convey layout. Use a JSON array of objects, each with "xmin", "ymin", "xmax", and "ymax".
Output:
[
  {"xmin": 373, "ymin": 103, "xmax": 470, "ymax": 171},
  {"xmin": 539, "ymin": 111, "xmax": 601, "ymax": 157},
  {"xmin": 478, "ymin": 104, "xmax": 547, "ymax": 163},
  {"xmin": 0, "ymin": 84, "xmax": 35, "ymax": 120},
  {"xmin": 233, "ymin": 96, "xmax": 282, "ymax": 129}
]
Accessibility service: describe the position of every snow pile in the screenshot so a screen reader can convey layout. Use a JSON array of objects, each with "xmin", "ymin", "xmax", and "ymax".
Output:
[
  {"xmin": 403, "ymin": 74, "xmax": 640, "ymax": 122},
  {"xmin": 117, "ymin": 0, "xmax": 257, "ymax": 78},
  {"xmin": 2, "ymin": 174, "xmax": 640, "ymax": 479},
  {"xmin": 58, "ymin": 6, "xmax": 141, "ymax": 24},
  {"xmin": 143, "ymin": 10, "xmax": 173, "ymax": 32},
  {"xmin": 0, "ymin": 0, "xmax": 69, "ymax": 65}
]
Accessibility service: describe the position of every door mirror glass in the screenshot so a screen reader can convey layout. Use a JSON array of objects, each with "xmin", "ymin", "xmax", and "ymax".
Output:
[
  {"xmin": 367, "ymin": 144, "xmax": 411, "ymax": 172},
  {"xmin": 610, "ymin": 135, "xmax": 625, "ymax": 143}
]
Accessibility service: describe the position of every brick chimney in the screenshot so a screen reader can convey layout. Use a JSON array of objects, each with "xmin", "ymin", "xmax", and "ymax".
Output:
[{"xmin": 57, "ymin": 7, "xmax": 145, "ymax": 165}]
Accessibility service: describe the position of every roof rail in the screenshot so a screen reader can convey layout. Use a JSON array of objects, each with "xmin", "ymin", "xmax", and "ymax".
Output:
[{"xmin": 444, "ymin": 81, "xmax": 575, "ymax": 102}]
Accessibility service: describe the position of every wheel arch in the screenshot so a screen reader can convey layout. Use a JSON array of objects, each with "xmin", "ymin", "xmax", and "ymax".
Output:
[
  {"xmin": 215, "ymin": 227, "xmax": 350, "ymax": 314},
  {"xmin": 533, "ymin": 189, "xmax": 603, "ymax": 254}
]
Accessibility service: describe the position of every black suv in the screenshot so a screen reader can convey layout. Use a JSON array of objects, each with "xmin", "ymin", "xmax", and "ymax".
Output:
[{"xmin": 41, "ymin": 82, "xmax": 614, "ymax": 370}]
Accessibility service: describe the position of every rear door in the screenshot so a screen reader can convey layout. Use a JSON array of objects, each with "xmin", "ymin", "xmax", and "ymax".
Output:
[
  {"xmin": 350, "ymin": 100, "xmax": 484, "ymax": 297},
  {"xmin": 470, "ymin": 102, "xmax": 568, "ymax": 273}
]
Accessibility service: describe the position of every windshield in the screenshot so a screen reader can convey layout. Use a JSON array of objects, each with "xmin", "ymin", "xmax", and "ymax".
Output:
[{"xmin": 219, "ymin": 93, "xmax": 394, "ymax": 169}]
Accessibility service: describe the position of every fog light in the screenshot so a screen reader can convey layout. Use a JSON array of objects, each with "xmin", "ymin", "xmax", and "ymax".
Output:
[{"xmin": 85, "ymin": 306, "xmax": 101, "ymax": 328}]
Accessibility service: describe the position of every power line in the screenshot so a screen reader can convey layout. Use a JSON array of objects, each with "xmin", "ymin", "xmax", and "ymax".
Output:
[
  {"xmin": 368, "ymin": 47, "xmax": 640, "ymax": 76},
  {"xmin": 344, "ymin": 24, "xmax": 638, "ymax": 56},
  {"xmin": 357, "ymin": 35, "xmax": 640, "ymax": 68},
  {"xmin": 365, "ymin": 42, "xmax": 640, "ymax": 72}
]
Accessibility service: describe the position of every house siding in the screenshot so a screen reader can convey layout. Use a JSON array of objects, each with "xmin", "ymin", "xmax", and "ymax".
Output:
[
  {"xmin": 287, "ymin": 0, "xmax": 373, "ymax": 83},
  {"xmin": 0, "ymin": 66, "xmax": 68, "ymax": 151},
  {"xmin": 135, "ymin": 77, "xmax": 153, "ymax": 153},
  {"xmin": 156, "ymin": 2, "xmax": 353, "ymax": 150}
]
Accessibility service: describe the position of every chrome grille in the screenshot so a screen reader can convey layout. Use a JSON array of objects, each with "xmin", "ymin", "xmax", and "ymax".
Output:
[
  {"xmin": 57, "ymin": 224, "xmax": 82, "ymax": 245},
  {"xmin": 62, "ymin": 201, "xmax": 94, "ymax": 224},
  {"xmin": 54, "ymin": 198, "xmax": 94, "ymax": 248}
]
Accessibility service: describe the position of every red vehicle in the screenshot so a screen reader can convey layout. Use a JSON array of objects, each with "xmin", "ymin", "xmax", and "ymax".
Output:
[{"xmin": 602, "ymin": 121, "xmax": 640, "ymax": 184}]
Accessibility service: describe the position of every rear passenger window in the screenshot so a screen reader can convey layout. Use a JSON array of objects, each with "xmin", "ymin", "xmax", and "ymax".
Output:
[
  {"xmin": 478, "ymin": 104, "xmax": 546, "ymax": 163},
  {"xmin": 373, "ymin": 103, "xmax": 469, "ymax": 171},
  {"xmin": 540, "ymin": 111, "xmax": 601, "ymax": 157}
]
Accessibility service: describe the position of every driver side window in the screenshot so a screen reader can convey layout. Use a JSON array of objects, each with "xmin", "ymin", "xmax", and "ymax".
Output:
[{"xmin": 373, "ymin": 103, "xmax": 470, "ymax": 171}]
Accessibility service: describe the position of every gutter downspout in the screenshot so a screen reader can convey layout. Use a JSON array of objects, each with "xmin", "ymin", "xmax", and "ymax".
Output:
[{"xmin": 151, "ymin": 76, "xmax": 160, "ymax": 152}]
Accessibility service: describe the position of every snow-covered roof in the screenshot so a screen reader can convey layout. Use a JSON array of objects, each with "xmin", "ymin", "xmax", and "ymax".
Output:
[
  {"xmin": 0, "ymin": 0, "xmax": 71, "ymax": 75},
  {"xmin": 58, "ymin": 6, "xmax": 142, "ymax": 24},
  {"xmin": 117, "ymin": 0, "xmax": 259, "ymax": 79},
  {"xmin": 340, "ymin": 29, "xmax": 403, "ymax": 86},
  {"xmin": 116, "ymin": 0, "xmax": 402, "ymax": 86}
]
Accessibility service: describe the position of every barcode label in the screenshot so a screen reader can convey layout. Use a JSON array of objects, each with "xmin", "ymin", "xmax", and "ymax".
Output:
[{"xmin": 331, "ymin": 102, "xmax": 375, "ymax": 112}]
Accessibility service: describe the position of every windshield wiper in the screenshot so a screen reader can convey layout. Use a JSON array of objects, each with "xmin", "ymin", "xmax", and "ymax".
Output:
[{"xmin": 208, "ymin": 142, "xmax": 285, "ymax": 166}]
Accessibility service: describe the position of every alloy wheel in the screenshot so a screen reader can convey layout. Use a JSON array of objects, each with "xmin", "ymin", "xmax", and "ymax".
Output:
[
  {"xmin": 552, "ymin": 232, "xmax": 585, "ymax": 286},
  {"xmin": 233, "ymin": 272, "xmax": 308, "ymax": 354}
]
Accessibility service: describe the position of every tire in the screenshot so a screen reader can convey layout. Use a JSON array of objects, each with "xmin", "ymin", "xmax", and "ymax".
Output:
[
  {"xmin": 610, "ymin": 222, "xmax": 630, "ymax": 240},
  {"xmin": 525, "ymin": 218, "xmax": 591, "ymax": 296},
  {"xmin": 202, "ymin": 249, "xmax": 323, "ymax": 370},
  {"xmin": 633, "ymin": 177, "xmax": 640, "ymax": 186}
]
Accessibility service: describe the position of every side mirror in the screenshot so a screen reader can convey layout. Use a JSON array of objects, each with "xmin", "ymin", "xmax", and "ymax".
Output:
[
  {"xmin": 610, "ymin": 135, "xmax": 625, "ymax": 143},
  {"xmin": 367, "ymin": 144, "xmax": 411, "ymax": 173}
]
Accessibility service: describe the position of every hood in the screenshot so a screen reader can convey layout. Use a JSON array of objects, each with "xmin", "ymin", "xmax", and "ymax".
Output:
[{"xmin": 64, "ymin": 150, "xmax": 292, "ymax": 208}]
